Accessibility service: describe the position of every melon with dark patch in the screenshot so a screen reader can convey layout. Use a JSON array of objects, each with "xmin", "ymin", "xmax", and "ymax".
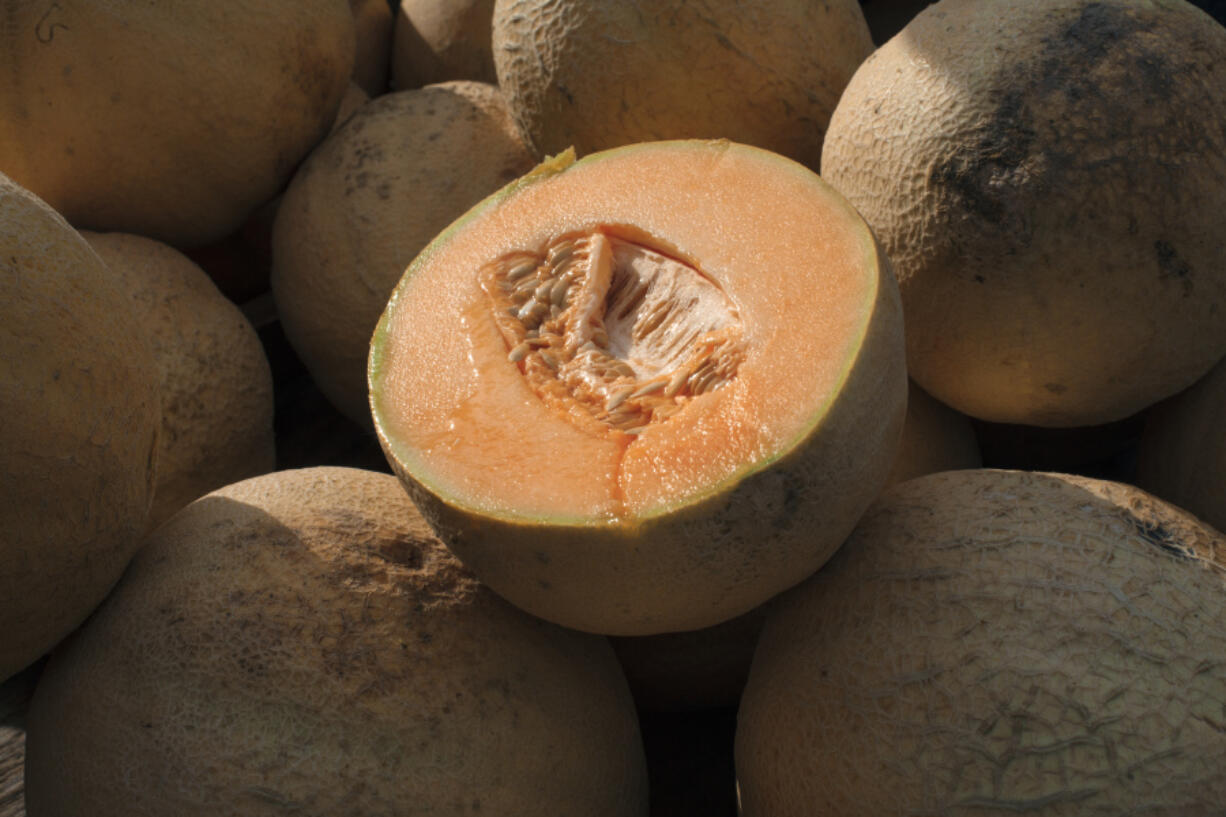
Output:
[{"xmin": 822, "ymin": 0, "xmax": 1226, "ymax": 427}]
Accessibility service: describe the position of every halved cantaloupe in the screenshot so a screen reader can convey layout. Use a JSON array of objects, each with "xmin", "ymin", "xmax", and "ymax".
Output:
[{"xmin": 369, "ymin": 140, "xmax": 906, "ymax": 635}]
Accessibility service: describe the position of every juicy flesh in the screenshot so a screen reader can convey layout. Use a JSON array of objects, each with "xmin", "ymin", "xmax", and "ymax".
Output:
[
  {"xmin": 373, "ymin": 143, "xmax": 875, "ymax": 522},
  {"xmin": 481, "ymin": 230, "xmax": 746, "ymax": 438}
]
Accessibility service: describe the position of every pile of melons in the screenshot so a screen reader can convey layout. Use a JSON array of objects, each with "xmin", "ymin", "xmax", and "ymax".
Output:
[{"xmin": 3, "ymin": 1, "xmax": 1226, "ymax": 815}]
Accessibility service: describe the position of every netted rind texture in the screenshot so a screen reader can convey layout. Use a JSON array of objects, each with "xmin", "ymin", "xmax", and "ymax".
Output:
[
  {"xmin": 820, "ymin": 0, "xmax": 1226, "ymax": 426},
  {"xmin": 493, "ymin": 0, "xmax": 873, "ymax": 168},
  {"xmin": 736, "ymin": 468, "xmax": 1226, "ymax": 816},
  {"xmin": 0, "ymin": 174, "xmax": 160, "ymax": 681},
  {"xmin": 24, "ymin": 467, "xmax": 648, "ymax": 816}
]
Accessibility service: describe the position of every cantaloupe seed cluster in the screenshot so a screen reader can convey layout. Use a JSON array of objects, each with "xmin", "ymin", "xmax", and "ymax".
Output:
[{"xmin": 481, "ymin": 229, "xmax": 746, "ymax": 437}]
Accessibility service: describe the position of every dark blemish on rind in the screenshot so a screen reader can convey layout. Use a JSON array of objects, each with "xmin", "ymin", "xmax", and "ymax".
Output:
[
  {"xmin": 974, "ymin": 274, "xmax": 986, "ymax": 283},
  {"xmin": 377, "ymin": 538, "xmax": 424, "ymax": 569},
  {"xmin": 1155, "ymin": 240, "xmax": 1192, "ymax": 277},
  {"xmin": 1131, "ymin": 517, "xmax": 1195, "ymax": 560},
  {"xmin": 375, "ymin": 181, "xmax": 392, "ymax": 200},
  {"xmin": 1155, "ymin": 240, "xmax": 1195, "ymax": 296},
  {"xmin": 928, "ymin": 91, "xmax": 1036, "ymax": 241},
  {"xmin": 557, "ymin": 84, "xmax": 576, "ymax": 106},
  {"xmin": 537, "ymin": 579, "xmax": 552, "ymax": 590},
  {"xmin": 1059, "ymin": 2, "xmax": 1149, "ymax": 65},
  {"xmin": 534, "ymin": 551, "xmax": 551, "ymax": 565},
  {"xmin": 1044, "ymin": 382, "xmax": 1067, "ymax": 394}
]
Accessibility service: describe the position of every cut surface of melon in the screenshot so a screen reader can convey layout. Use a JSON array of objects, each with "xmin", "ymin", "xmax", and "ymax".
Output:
[
  {"xmin": 376, "ymin": 142, "xmax": 876, "ymax": 522},
  {"xmin": 371, "ymin": 140, "xmax": 905, "ymax": 634}
]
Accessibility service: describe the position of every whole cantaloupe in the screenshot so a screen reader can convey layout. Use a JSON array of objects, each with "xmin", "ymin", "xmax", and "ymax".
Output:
[
  {"xmin": 492, "ymin": 0, "xmax": 873, "ymax": 167},
  {"xmin": 81, "ymin": 232, "xmax": 277, "ymax": 531},
  {"xmin": 0, "ymin": 0, "xmax": 355, "ymax": 247},
  {"xmin": 736, "ymin": 469, "xmax": 1226, "ymax": 815},
  {"xmin": 821, "ymin": 0, "xmax": 1226, "ymax": 427},
  {"xmin": 24, "ymin": 467, "xmax": 649, "ymax": 816},
  {"xmin": 272, "ymin": 80, "xmax": 537, "ymax": 424},
  {"xmin": 0, "ymin": 174, "xmax": 161, "ymax": 682}
]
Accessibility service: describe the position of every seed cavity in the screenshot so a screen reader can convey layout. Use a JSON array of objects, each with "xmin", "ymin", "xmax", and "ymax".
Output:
[{"xmin": 480, "ymin": 229, "xmax": 746, "ymax": 437}]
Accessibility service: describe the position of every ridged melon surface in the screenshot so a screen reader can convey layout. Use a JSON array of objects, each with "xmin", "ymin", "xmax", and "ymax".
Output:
[
  {"xmin": 25, "ymin": 467, "xmax": 648, "ymax": 816},
  {"xmin": 737, "ymin": 469, "xmax": 1226, "ymax": 815},
  {"xmin": 821, "ymin": 0, "xmax": 1226, "ymax": 426},
  {"xmin": 493, "ymin": 0, "xmax": 873, "ymax": 167}
]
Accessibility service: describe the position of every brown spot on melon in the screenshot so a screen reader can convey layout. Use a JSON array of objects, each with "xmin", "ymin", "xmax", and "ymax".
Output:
[
  {"xmin": 24, "ymin": 467, "xmax": 648, "ymax": 816},
  {"xmin": 821, "ymin": 0, "xmax": 1226, "ymax": 427}
]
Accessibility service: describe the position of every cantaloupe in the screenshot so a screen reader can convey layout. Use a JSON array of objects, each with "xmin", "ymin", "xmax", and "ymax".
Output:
[
  {"xmin": 272, "ymin": 80, "xmax": 537, "ymax": 424},
  {"xmin": 24, "ymin": 467, "xmax": 649, "ymax": 816},
  {"xmin": 369, "ymin": 139, "xmax": 907, "ymax": 635},
  {"xmin": 821, "ymin": 0, "xmax": 1226, "ymax": 427},
  {"xmin": 736, "ymin": 469, "xmax": 1226, "ymax": 815},
  {"xmin": 492, "ymin": 0, "xmax": 874, "ymax": 168},
  {"xmin": 392, "ymin": 0, "xmax": 497, "ymax": 89},
  {"xmin": 0, "ymin": 0, "xmax": 354, "ymax": 247},
  {"xmin": 1137, "ymin": 356, "xmax": 1226, "ymax": 534},
  {"xmin": 611, "ymin": 379, "xmax": 979, "ymax": 711},
  {"xmin": 81, "ymin": 232, "xmax": 277, "ymax": 531},
  {"xmin": 1, "ymin": 174, "xmax": 160, "ymax": 682}
]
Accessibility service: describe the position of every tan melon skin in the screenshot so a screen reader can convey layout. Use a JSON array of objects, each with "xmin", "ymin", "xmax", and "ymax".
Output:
[
  {"xmin": 392, "ymin": 0, "xmax": 497, "ymax": 89},
  {"xmin": 737, "ymin": 469, "xmax": 1226, "ymax": 816},
  {"xmin": 612, "ymin": 379, "xmax": 980, "ymax": 711},
  {"xmin": 1137, "ymin": 356, "xmax": 1226, "ymax": 535},
  {"xmin": 0, "ymin": 0, "xmax": 354, "ymax": 248},
  {"xmin": 81, "ymin": 232, "xmax": 276, "ymax": 532},
  {"xmin": 0, "ymin": 174, "xmax": 161, "ymax": 683},
  {"xmin": 24, "ymin": 467, "xmax": 649, "ymax": 817},
  {"xmin": 821, "ymin": 0, "xmax": 1226, "ymax": 427},
  {"xmin": 493, "ymin": 0, "xmax": 873, "ymax": 168},
  {"xmin": 272, "ymin": 80, "xmax": 537, "ymax": 425}
]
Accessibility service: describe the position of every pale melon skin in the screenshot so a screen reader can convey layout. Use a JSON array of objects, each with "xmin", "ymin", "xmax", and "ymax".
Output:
[
  {"xmin": 1137, "ymin": 356, "xmax": 1226, "ymax": 535},
  {"xmin": 392, "ymin": 0, "xmax": 498, "ymax": 89},
  {"xmin": 821, "ymin": 0, "xmax": 1226, "ymax": 427},
  {"xmin": 492, "ymin": 0, "xmax": 873, "ymax": 168},
  {"xmin": 371, "ymin": 141, "xmax": 909, "ymax": 637},
  {"xmin": 0, "ymin": 174, "xmax": 160, "ymax": 683},
  {"xmin": 736, "ymin": 469, "xmax": 1226, "ymax": 816},
  {"xmin": 0, "ymin": 0, "xmax": 354, "ymax": 248},
  {"xmin": 272, "ymin": 80, "xmax": 537, "ymax": 425},
  {"xmin": 611, "ymin": 379, "xmax": 979, "ymax": 711},
  {"xmin": 81, "ymin": 232, "xmax": 276, "ymax": 532},
  {"xmin": 24, "ymin": 467, "xmax": 649, "ymax": 817}
]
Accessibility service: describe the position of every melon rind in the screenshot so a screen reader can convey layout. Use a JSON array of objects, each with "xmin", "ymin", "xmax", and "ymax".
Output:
[{"xmin": 370, "ymin": 140, "xmax": 907, "ymax": 636}]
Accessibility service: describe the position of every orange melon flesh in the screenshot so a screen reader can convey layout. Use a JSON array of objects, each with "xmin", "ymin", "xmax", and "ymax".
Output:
[{"xmin": 372, "ymin": 141, "xmax": 873, "ymax": 525}]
